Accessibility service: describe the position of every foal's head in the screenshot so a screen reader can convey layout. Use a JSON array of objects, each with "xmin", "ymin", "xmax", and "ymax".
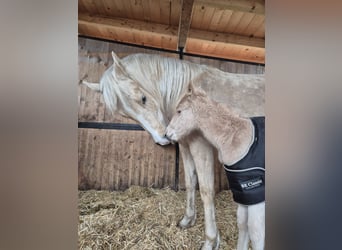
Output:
[{"xmin": 165, "ymin": 85, "xmax": 205, "ymax": 142}]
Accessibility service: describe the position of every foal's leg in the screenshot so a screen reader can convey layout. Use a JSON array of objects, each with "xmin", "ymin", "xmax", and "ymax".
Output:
[
  {"xmin": 178, "ymin": 142, "xmax": 197, "ymax": 228},
  {"xmin": 188, "ymin": 135, "xmax": 219, "ymax": 250},
  {"xmin": 248, "ymin": 202, "xmax": 265, "ymax": 250},
  {"xmin": 236, "ymin": 204, "xmax": 249, "ymax": 250}
]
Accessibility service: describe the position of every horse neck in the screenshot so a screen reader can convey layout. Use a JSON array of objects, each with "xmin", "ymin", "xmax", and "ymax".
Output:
[{"xmin": 194, "ymin": 98, "xmax": 254, "ymax": 165}]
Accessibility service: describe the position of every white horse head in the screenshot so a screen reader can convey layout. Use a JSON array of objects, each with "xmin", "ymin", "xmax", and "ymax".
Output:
[{"xmin": 84, "ymin": 52, "xmax": 171, "ymax": 145}]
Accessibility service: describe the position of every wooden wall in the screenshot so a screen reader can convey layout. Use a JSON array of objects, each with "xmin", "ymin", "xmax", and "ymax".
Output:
[{"xmin": 78, "ymin": 37, "xmax": 264, "ymax": 192}]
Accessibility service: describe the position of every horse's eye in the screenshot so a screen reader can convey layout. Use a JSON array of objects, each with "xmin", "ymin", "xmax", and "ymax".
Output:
[
  {"xmin": 142, "ymin": 95, "xmax": 146, "ymax": 104},
  {"xmin": 177, "ymin": 110, "xmax": 181, "ymax": 114}
]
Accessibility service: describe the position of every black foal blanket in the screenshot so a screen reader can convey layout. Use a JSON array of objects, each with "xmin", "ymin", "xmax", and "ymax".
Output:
[{"xmin": 224, "ymin": 116, "xmax": 265, "ymax": 205}]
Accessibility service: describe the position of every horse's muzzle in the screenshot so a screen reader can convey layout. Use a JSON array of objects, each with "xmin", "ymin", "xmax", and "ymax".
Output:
[
  {"xmin": 164, "ymin": 134, "xmax": 176, "ymax": 145},
  {"xmin": 154, "ymin": 135, "xmax": 172, "ymax": 146}
]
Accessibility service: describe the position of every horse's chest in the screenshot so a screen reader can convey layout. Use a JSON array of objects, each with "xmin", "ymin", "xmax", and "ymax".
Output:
[{"xmin": 224, "ymin": 117, "xmax": 265, "ymax": 205}]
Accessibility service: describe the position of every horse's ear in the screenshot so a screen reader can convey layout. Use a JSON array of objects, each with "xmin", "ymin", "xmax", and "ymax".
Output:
[
  {"xmin": 112, "ymin": 51, "xmax": 123, "ymax": 69},
  {"xmin": 111, "ymin": 51, "xmax": 128, "ymax": 78},
  {"xmin": 111, "ymin": 51, "xmax": 120, "ymax": 64}
]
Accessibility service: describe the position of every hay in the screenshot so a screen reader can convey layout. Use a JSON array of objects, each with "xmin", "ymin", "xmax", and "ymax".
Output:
[{"xmin": 79, "ymin": 186, "xmax": 238, "ymax": 249}]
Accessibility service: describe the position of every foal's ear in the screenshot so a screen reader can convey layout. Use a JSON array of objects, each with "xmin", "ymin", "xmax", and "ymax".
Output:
[{"xmin": 187, "ymin": 82, "xmax": 195, "ymax": 96}]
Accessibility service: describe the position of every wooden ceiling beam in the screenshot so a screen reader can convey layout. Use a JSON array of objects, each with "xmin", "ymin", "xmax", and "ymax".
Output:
[
  {"xmin": 195, "ymin": 0, "xmax": 265, "ymax": 15},
  {"xmin": 78, "ymin": 13, "xmax": 178, "ymax": 38},
  {"xmin": 189, "ymin": 28, "xmax": 265, "ymax": 48},
  {"xmin": 177, "ymin": 0, "xmax": 195, "ymax": 50},
  {"xmin": 78, "ymin": 14, "xmax": 264, "ymax": 62},
  {"xmin": 79, "ymin": 14, "xmax": 264, "ymax": 49}
]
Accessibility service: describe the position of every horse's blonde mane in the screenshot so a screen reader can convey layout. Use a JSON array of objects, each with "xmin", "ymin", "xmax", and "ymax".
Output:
[{"xmin": 121, "ymin": 53, "xmax": 208, "ymax": 118}]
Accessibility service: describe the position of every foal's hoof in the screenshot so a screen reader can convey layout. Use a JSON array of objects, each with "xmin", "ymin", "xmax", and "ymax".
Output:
[
  {"xmin": 201, "ymin": 234, "xmax": 220, "ymax": 250},
  {"xmin": 177, "ymin": 214, "xmax": 196, "ymax": 229}
]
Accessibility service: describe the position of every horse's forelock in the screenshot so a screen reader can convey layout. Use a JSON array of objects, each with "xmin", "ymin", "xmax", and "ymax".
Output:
[{"xmin": 100, "ymin": 66, "xmax": 119, "ymax": 113}]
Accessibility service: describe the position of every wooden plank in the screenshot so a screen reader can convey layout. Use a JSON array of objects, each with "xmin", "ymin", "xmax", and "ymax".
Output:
[
  {"xmin": 149, "ymin": 0, "xmax": 161, "ymax": 23},
  {"xmin": 177, "ymin": 0, "xmax": 195, "ymax": 49},
  {"xmin": 189, "ymin": 28, "xmax": 265, "ymax": 48},
  {"xmin": 93, "ymin": 0, "xmax": 108, "ymax": 16},
  {"xmin": 223, "ymin": 11, "xmax": 244, "ymax": 33},
  {"xmin": 203, "ymin": 42, "xmax": 217, "ymax": 56},
  {"xmin": 222, "ymin": 43, "xmax": 264, "ymax": 64},
  {"xmin": 160, "ymin": 0, "xmax": 172, "ymax": 25},
  {"xmin": 170, "ymin": 0, "xmax": 182, "ymax": 26},
  {"xmin": 80, "ymin": 0, "xmax": 99, "ymax": 14},
  {"xmin": 185, "ymin": 38, "xmax": 202, "ymax": 54},
  {"xmin": 78, "ymin": 0, "xmax": 87, "ymax": 13},
  {"xmin": 164, "ymin": 36, "xmax": 178, "ymax": 51},
  {"xmin": 190, "ymin": 3, "xmax": 205, "ymax": 30},
  {"xmin": 151, "ymin": 33, "xmax": 162, "ymax": 49},
  {"xmin": 195, "ymin": 0, "xmax": 265, "ymax": 15},
  {"xmin": 251, "ymin": 47, "xmax": 265, "ymax": 63},
  {"xmin": 101, "ymin": 0, "xmax": 119, "ymax": 17},
  {"xmin": 242, "ymin": 14, "xmax": 264, "ymax": 37},
  {"xmin": 233, "ymin": 12, "xmax": 255, "ymax": 35},
  {"xmin": 113, "ymin": 0, "xmax": 126, "ymax": 18},
  {"xmin": 199, "ymin": 5, "xmax": 216, "ymax": 30},
  {"xmin": 130, "ymin": 0, "xmax": 144, "ymax": 20},
  {"xmin": 79, "ymin": 13, "xmax": 178, "ymax": 38},
  {"xmin": 214, "ymin": 9, "xmax": 233, "ymax": 33},
  {"xmin": 253, "ymin": 19, "xmax": 265, "ymax": 38},
  {"xmin": 122, "ymin": 0, "xmax": 134, "ymax": 19},
  {"xmin": 78, "ymin": 129, "xmax": 87, "ymax": 189},
  {"xmin": 78, "ymin": 129, "xmax": 176, "ymax": 190},
  {"xmin": 133, "ymin": 31, "xmax": 143, "ymax": 46},
  {"xmin": 99, "ymin": 131, "xmax": 110, "ymax": 189},
  {"xmin": 97, "ymin": 0, "xmax": 111, "ymax": 16},
  {"xmin": 105, "ymin": 26, "xmax": 119, "ymax": 40},
  {"xmin": 207, "ymin": 7, "xmax": 225, "ymax": 31},
  {"xmin": 187, "ymin": 38, "xmax": 264, "ymax": 63},
  {"xmin": 141, "ymin": 0, "xmax": 151, "ymax": 22}
]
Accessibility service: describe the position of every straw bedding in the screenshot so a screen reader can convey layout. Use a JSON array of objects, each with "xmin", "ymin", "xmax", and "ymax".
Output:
[{"xmin": 79, "ymin": 186, "xmax": 238, "ymax": 249}]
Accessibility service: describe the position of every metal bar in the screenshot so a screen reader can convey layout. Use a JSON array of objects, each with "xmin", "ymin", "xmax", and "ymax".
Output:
[
  {"xmin": 78, "ymin": 122, "xmax": 144, "ymax": 131},
  {"xmin": 174, "ymin": 143, "xmax": 180, "ymax": 191},
  {"xmin": 78, "ymin": 35, "xmax": 265, "ymax": 66}
]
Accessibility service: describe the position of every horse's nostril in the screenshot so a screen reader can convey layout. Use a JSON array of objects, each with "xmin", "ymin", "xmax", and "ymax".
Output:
[{"xmin": 164, "ymin": 133, "xmax": 171, "ymax": 141}]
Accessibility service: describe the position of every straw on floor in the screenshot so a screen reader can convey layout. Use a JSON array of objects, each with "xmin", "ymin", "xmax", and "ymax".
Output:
[{"xmin": 79, "ymin": 186, "xmax": 238, "ymax": 250}]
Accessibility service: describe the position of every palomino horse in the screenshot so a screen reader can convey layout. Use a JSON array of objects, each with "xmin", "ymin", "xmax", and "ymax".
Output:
[
  {"xmin": 83, "ymin": 52, "xmax": 264, "ymax": 249},
  {"xmin": 165, "ymin": 86, "xmax": 265, "ymax": 250}
]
